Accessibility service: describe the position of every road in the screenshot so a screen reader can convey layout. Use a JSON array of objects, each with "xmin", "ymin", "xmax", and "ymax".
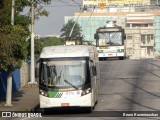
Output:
[
  {"xmin": 15, "ymin": 59, "xmax": 160, "ymax": 120},
  {"xmin": 96, "ymin": 59, "xmax": 160, "ymax": 111}
]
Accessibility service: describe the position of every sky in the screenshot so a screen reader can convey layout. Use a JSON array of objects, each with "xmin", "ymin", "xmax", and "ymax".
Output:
[{"xmin": 34, "ymin": 0, "xmax": 83, "ymax": 37}]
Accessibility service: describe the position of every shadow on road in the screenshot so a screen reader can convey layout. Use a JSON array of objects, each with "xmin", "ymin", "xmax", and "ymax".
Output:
[
  {"xmin": 33, "ymin": 104, "xmax": 94, "ymax": 116},
  {"xmin": 99, "ymin": 59, "xmax": 160, "ymax": 111},
  {"xmin": 118, "ymin": 59, "xmax": 160, "ymax": 111}
]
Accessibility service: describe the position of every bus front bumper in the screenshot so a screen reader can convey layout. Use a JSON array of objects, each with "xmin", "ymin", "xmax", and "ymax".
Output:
[
  {"xmin": 98, "ymin": 53, "xmax": 124, "ymax": 57},
  {"xmin": 39, "ymin": 93, "xmax": 92, "ymax": 108}
]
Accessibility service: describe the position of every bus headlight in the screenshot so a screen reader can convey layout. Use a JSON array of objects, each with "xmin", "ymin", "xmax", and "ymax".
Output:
[
  {"xmin": 117, "ymin": 49, "xmax": 124, "ymax": 52},
  {"xmin": 40, "ymin": 90, "xmax": 48, "ymax": 97},
  {"xmin": 81, "ymin": 88, "xmax": 91, "ymax": 96}
]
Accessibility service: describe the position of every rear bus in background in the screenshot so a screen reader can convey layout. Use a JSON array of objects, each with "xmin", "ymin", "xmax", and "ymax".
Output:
[
  {"xmin": 94, "ymin": 21, "xmax": 125, "ymax": 60},
  {"xmin": 38, "ymin": 45, "xmax": 100, "ymax": 113}
]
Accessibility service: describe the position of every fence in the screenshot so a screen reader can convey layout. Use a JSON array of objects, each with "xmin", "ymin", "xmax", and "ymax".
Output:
[{"xmin": 0, "ymin": 69, "xmax": 20, "ymax": 100}]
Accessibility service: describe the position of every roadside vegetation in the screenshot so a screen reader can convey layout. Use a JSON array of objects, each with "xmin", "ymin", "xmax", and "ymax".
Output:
[
  {"xmin": 0, "ymin": 0, "xmax": 51, "ymax": 106},
  {"xmin": 32, "ymin": 36, "xmax": 65, "ymax": 59}
]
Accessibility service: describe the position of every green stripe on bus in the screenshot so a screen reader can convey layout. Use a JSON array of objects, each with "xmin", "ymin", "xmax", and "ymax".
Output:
[
  {"xmin": 55, "ymin": 93, "xmax": 63, "ymax": 98},
  {"xmin": 48, "ymin": 92, "xmax": 63, "ymax": 98},
  {"xmin": 55, "ymin": 93, "xmax": 59, "ymax": 98},
  {"xmin": 48, "ymin": 91, "xmax": 57, "ymax": 98},
  {"xmin": 58, "ymin": 93, "xmax": 63, "ymax": 98},
  {"xmin": 60, "ymin": 93, "xmax": 63, "ymax": 98}
]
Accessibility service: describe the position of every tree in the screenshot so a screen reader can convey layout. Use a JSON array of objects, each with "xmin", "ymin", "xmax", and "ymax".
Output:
[
  {"xmin": 0, "ymin": 25, "xmax": 29, "ymax": 72},
  {"xmin": 0, "ymin": 25, "xmax": 29, "ymax": 106},
  {"xmin": 41, "ymin": 37, "xmax": 65, "ymax": 47},
  {"xmin": 27, "ymin": 37, "xmax": 65, "ymax": 59},
  {"xmin": 60, "ymin": 19, "xmax": 82, "ymax": 41},
  {"xmin": 0, "ymin": 0, "xmax": 51, "ymax": 106}
]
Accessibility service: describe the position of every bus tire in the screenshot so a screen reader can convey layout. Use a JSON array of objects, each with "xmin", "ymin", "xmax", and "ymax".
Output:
[
  {"xmin": 85, "ymin": 107, "xmax": 94, "ymax": 113},
  {"xmin": 119, "ymin": 57, "xmax": 124, "ymax": 60}
]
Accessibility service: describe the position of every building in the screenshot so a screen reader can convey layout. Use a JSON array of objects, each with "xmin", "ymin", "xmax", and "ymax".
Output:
[
  {"xmin": 83, "ymin": 0, "xmax": 159, "ymax": 6},
  {"xmin": 154, "ymin": 16, "xmax": 160, "ymax": 58},
  {"xmin": 65, "ymin": 14, "xmax": 126, "ymax": 42},
  {"xmin": 46, "ymin": 34, "xmax": 60, "ymax": 38},
  {"xmin": 64, "ymin": 1, "xmax": 160, "ymax": 58},
  {"xmin": 125, "ymin": 15, "xmax": 154, "ymax": 59}
]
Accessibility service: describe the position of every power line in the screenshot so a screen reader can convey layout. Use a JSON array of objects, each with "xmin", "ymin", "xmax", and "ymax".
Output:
[
  {"xmin": 71, "ymin": 0, "xmax": 82, "ymax": 6},
  {"xmin": 87, "ymin": 6, "xmax": 96, "ymax": 21},
  {"xmin": 58, "ymin": 0, "xmax": 81, "ymax": 6},
  {"xmin": 39, "ymin": 4, "xmax": 81, "ymax": 7},
  {"xmin": 68, "ymin": 6, "xmax": 85, "ymax": 38},
  {"xmin": 36, "ymin": 0, "xmax": 82, "ymax": 7}
]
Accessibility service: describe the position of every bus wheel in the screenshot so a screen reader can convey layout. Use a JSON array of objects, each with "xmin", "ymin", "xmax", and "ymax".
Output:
[
  {"xmin": 119, "ymin": 57, "xmax": 124, "ymax": 60},
  {"xmin": 43, "ymin": 108, "xmax": 51, "ymax": 115},
  {"xmin": 85, "ymin": 107, "xmax": 94, "ymax": 113},
  {"xmin": 43, "ymin": 108, "xmax": 47, "ymax": 115}
]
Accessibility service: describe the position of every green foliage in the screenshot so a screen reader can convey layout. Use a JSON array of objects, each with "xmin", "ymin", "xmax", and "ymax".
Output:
[
  {"xmin": 60, "ymin": 19, "xmax": 82, "ymax": 41},
  {"xmin": 0, "ymin": 0, "xmax": 4, "ymax": 9},
  {"xmin": 40, "ymin": 37, "xmax": 65, "ymax": 47},
  {"xmin": 0, "ymin": 25, "xmax": 29, "ymax": 72},
  {"xmin": 0, "ymin": 0, "xmax": 51, "ymax": 72},
  {"xmin": 27, "ymin": 38, "xmax": 43, "ymax": 59},
  {"xmin": 15, "ymin": 0, "xmax": 30, "ymax": 12},
  {"xmin": 34, "ymin": 39, "xmax": 43, "ymax": 59},
  {"xmin": 0, "ymin": 0, "xmax": 51, "ymax": 25},
  {"xmin": 27, "ymin": 37, "xmax": 64, "ymax": 59}
]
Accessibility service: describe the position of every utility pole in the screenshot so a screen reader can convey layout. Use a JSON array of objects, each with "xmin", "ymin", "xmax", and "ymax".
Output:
[
  {"xmin": 11, "ymin": 0, "xmax": 15, "ymax": 25},
  {"xmin": 30, "ymin": 0, "xmax": 36, "ymax": 83},
  {"xmin": 68, "ymin": 6, "xmax": 84, "ymax": 40},
  {"xmin": 5, "ymin": 0, "xmax": 15, "ymax": 106}
]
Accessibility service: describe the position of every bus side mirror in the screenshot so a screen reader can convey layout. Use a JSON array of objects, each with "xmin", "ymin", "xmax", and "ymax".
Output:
[
  {"xmin": 35, "ymin": 59, "xmax": 40, "ymax": 78},
  {"xmin": 91, "ymin": 66, "xmax": 97, "ymax": 76},
  {"xmin": 35, "ymin": 67, "xmax": 39, "ymax": 78},
  {"xmin": 94, "ymin": 33, "xmax": 99, "ymax": 40}
]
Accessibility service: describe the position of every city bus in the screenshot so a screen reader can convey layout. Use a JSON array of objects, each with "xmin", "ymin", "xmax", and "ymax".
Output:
[
  {"xmin": 94, "ymin": 21, "xmax": 125, "ymax": 60},
  {"xmin": 38, "ymin": 45, "xmax": 100, "ymax": 112}
]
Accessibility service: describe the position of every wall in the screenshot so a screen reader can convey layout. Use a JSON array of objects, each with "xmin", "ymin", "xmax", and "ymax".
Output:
[
  {"xmin": 83, "ymin": 0, "xmax": 152, "ymax": 5},
  {"xmin": 154, "ymin": 16, "xmax": 160, "ymax": 57},
  {"xmin": 0, "ymin": 69, "xmax": 20, "ymax": 100},
  {"xmin": 125, "ymin": 27, "xmax": 154, "ymax": 59}
]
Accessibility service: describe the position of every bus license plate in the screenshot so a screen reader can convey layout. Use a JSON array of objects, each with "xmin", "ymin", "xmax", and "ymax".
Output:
[{"xmin": 61, "ymin": 103, "xmax": 70, "ymax": 106}]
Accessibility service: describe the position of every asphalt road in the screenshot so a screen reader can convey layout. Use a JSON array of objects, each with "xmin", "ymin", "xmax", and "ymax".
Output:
[
  {"xmin": 12, "ymin": 59, "xmax": 160, "ymax": 120},
  {"xmin": 96, "ymin": 59, "xmax": 160, "ymax": 111}
]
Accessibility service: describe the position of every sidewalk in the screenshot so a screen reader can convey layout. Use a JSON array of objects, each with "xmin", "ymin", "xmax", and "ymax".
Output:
[{"xmin": 0, "ymin": 84, "xmax": 39, "ymax": 112}]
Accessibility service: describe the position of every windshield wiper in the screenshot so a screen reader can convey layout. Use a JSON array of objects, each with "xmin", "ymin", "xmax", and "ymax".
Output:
[{"xmin": 64, "ymin": 80, "xmax": 78, "ymax": 90}]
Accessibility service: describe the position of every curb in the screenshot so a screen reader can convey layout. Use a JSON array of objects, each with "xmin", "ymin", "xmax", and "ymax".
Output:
[
  {"xmin": 0, "ymin": 101, "xmax": 4, "ymax": 107},
  {"xmin": 155, "ymin": 59, "xmax": 160, "ymax": 62},
  {"xmin": 0, "ymin": 98, "xmax": 5, "ymax": 107}
]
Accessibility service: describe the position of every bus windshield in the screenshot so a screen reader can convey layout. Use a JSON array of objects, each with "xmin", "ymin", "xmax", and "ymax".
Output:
[
  {"xmin": 39, "ymin": 57, "xmax": 89, "ymax": 89},
  {"xmin": 97, "ymin": 32, "xmax": 122, "ymax": 46}
]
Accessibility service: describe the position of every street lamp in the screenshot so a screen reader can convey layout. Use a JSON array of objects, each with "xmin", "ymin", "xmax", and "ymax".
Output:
[{"xmin": 4, "ymin": 0, "xmax": 15, "ymax": 106}]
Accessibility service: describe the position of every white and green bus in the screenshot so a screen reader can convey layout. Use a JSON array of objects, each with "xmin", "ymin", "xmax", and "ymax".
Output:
[
  {"xmin": 94, "ymin": 22, "xmax": 125, "ymax": 60},
  {"xmin": 38, "ymin": 45, "xmax": 100, "ymax": 112}
]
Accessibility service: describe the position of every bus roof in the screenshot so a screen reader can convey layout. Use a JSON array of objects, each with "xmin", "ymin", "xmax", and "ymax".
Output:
[
  {"xmin": 96, "ymin": 26, "xmax": 123, "ymax": 33},
  {"xmin": 40, "ymin": 45, "xmax": 95, "ymax": 58}
]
